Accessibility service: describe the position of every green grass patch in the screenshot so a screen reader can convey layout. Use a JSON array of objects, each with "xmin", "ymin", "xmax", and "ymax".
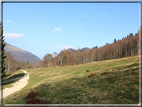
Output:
[{"xmin": 3, "ymin": 55, "xmax": 139, "ymax": 104}]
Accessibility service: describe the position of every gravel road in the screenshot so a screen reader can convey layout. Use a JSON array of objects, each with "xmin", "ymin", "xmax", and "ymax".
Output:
[{"xmin": 0, "ymin": 70, "xmax": 29, "ymax": 99}]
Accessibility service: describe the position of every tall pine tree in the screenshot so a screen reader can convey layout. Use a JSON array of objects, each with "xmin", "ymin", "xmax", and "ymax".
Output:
[
  {"xmin": 0, "ymin": 23, "xmax": 6, "ymax": 78},
  {"xmin": 26, "ymin": 60, "xmax": 29, "ymax": 69}
]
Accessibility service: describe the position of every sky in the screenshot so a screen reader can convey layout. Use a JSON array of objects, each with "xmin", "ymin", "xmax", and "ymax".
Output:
[{"xmin": 3, "ymin": 2, "xmax": 140, "ymax": 60}]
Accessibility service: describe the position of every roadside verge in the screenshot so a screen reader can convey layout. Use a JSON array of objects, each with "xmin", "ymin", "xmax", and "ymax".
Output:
[{"xmin": 1, "ymin": 70, "xmax": 29, "ymax": 99}]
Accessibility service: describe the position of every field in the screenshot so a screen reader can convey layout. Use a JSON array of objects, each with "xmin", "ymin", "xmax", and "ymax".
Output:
[{"xmin": 3, "ymin": 55, "xmax": 140, "ymax": 104}]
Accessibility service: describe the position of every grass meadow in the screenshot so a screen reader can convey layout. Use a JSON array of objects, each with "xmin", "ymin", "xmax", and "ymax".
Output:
[{"xmin": 3, "ymin": 55, "xmax": 140, "ymax": 104}]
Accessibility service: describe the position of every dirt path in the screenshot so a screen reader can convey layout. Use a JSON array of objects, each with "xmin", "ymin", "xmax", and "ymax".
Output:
[{"xmin": 0, "ymin": 70, "xmax": 29, "ymax": 99}]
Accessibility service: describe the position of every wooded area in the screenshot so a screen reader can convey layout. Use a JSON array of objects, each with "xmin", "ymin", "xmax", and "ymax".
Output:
[
  {"xmin": 35, "ymin": 29, "xmax": 140, "ymax": 68},
  {"xmin": 4, "ymin": 27, "xmax": 141, "ymax": 72},
  {"xmin": 4, "ymin": 52, "xmax": 31, "ymax": 73}
]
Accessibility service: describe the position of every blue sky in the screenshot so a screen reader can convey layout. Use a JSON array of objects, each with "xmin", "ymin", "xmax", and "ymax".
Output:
[{"xmin": 3, "ymin": 3, "xmax": 139, "ymax": 59}]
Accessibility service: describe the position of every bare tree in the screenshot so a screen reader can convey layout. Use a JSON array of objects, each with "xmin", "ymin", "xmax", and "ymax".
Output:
[
  {"xmin": 5, "ymin": 53, "xmax": 17, "ymax": 73},
  {"xmin": 53, "ymin": 52, "xmax": 58, "ymax": 66},
  {"xmin": 42, "ymin": 54, "xmax": 48, "ymax": 67},
  {"xmin": 88, "ymin": 49, "xmax": 95, "ymax": 62},
  {"xmin": 42, "ymin": 53, "xmax": 53, "ymax": 67},
  {"xmin": 59, "ymin": 51, "xmax": 64, "ymax": 65}
]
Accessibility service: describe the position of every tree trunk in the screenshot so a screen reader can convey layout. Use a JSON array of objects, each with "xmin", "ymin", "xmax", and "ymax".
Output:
[{"xmin": 61, "ymin": 59, "xmax": 62, "ymax": 65}]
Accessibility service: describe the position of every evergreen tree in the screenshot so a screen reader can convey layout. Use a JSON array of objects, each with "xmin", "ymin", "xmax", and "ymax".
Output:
[
  {"xmin": 26, "ymin": 60, "xmax": 29, "ymax": 68},
  {"xmin": 0, "ymin": 24, "xmax": 6, "ymax": 78},
  {"xmin": 95, "ymin": 46, "xmax": 98, "ymax": 49},
  {"xmin": 114, "ymin": 39, "xmax": 116, "ymax": 43},
  {"xmin": 21, "ymin": 61, "xmax": 25, "ymax": 69}
]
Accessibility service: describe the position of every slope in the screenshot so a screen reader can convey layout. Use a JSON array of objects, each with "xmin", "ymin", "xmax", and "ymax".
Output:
[
  {"xmin": 3, "ymin": 55, "xmax": 139, "ymax": 104},
  {"xmin": 5, "ymin": 43, "xmax": 41, "ymax": 64}
]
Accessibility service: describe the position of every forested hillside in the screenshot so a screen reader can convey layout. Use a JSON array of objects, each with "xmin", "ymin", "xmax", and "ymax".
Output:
[
  {"xmin": 5, "ymin": 52, "xmax": 33, "ymax": 73},
  {"xmin": 34, "ymin": 28, "xmax": 140, "ymax": 68},
  {"xmin": 4, "ymin": 43, "xmax": 41, "ymax": 73}
]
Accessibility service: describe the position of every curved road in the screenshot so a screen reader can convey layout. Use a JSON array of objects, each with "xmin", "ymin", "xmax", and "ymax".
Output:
[{"xmin": 0, "ymin": 70, "xmax": 29, "ymax": 99}]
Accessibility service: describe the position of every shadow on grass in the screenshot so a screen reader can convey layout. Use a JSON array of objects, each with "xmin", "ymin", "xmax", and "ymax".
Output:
[
  {"xmin": 126, "ymin": 62, "xmax": 140, "ymax": 68},
  {"xmin": 23, "ymin": 68, "xmax": 138, "ymax": 104},
  {"xmin": 122, "ymin": 67, "xmax": 139, "ymax": 73},
  {"xmin": 3, "ymin": 58, "xmax": 139, "ymax": 104},
  {"xmin": 111, "ymin": 62, "xmax": 140, "ymax": 72},
  {"xmin": 2, "ymin": 73, "xmax": 25, "ymax": 86},
  {"xmin": 3, "ymin": 69, "xmax": 139, "ymax": 104},
  {"xmin": 3, "ymin": 74, "xmax": 12, "ymax": 79}
]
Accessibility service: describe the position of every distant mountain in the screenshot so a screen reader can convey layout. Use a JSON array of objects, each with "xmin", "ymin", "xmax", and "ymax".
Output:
[
  {"xmin": 66, "ymin": 48, "xmax": 76, "ymax": 53},
  {"xmin": 5, "ymin": 43, "xmax": 41, "ymax": 64},
  {"xmin": 80, "ymin": 47, "xmax": 90, "ymax": 51},
  {"xmin": 66, "ymin": 47, "xmax": 90, "ymax": 52}
]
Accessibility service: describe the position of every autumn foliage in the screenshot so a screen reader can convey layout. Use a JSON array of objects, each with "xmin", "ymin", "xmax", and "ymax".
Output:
[
  {"xmin": 43, "ymin": 32, "xmax": 139, "ymax": 67},
  {"xmin": 34, "ymin": 27, "xmax": 141, "ymax": 68}
]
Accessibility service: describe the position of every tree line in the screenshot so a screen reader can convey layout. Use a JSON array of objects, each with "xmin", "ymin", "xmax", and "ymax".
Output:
[
  {"xmin": 4, "ymin": 52, "xmax": 31, "ymax": 73},
  {"xmin": 34, "ymin": 28, "xmax": 140, "ymax": 68}
]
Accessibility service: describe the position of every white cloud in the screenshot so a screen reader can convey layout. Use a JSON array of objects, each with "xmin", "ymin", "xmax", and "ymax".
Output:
[
  {"xmin": 52, "ymin": 27, "xmax": 62, "ymax": 32},
  {"xmin": 7, "ymin": 20, "xmax": 11, "ymax": 23},
  {"xmin": 27, "ymin": 40, "xmax": 33, "ymax": 43},
  {"xmin": 85, "ymin": 15, "xmax": 94, "ymax": 18},
  {"xmin": 3, "ymin": 33, "xmax": 24, "ymax": 38},
  {"xmin": 78, "ymin": 26, "xmax": 82, "ymax": 29}
]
